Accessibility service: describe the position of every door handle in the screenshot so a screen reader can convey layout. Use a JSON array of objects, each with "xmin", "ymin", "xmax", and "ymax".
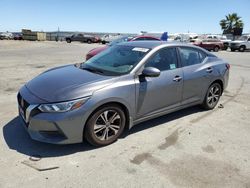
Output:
[
  {"xmin": 206, "ymin": 67, "xmax": 213, "ymax": 73},
  {"xmin": 173, "ymin": 75, "xmax": 182, "ymax": 82}
]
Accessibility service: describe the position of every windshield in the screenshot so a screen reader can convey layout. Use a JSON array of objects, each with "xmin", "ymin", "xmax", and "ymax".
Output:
[
  {"xmin": 238, "ymin": 36, "xmax": 248, "ymax": 41},
  {"xmin": 81, "ymin": 45, "xmax": 150, "ymax": 76}
]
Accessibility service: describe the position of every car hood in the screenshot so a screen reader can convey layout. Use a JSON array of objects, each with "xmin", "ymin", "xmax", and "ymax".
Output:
[
  {"xmin": 231, "ymin": 40, "xmax": 245, "ymax": 43},
  {"xmin": 25, "ymin": 65, "xmax": 116, "ymax": 103}
]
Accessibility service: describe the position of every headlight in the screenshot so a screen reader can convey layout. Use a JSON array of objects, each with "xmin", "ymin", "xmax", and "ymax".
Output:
[{"xmin": 38, "ymin": 97, "xmax": 89, "ymax": 113}]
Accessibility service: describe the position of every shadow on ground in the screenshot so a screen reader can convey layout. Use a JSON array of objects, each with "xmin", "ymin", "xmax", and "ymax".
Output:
[
  {"xmin": 126, "ymin": 106, "xmax": 203, "ymax": 136},
  {"xmin": 2, "ymin": 117, "xmax": 96, "ymax": 158},
  {"xmin": 3, "ymin": 106, "xmax": 203, "ymax": 158}
]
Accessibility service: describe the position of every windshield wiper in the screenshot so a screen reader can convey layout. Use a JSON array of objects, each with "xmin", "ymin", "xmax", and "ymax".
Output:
[{"xmin": 81, "ymin": 66, "xmax": 104, "ymax": 74}]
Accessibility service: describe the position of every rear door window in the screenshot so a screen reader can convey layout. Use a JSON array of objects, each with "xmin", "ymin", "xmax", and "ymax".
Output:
[{"xmin": 179, "ymin": 47, "xmax": 207, "ymax": 67}]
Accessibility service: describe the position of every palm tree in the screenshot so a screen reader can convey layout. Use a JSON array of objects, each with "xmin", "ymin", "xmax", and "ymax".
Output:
[{"xmin": 220, "ymin": 13, "xmax": 244, "ymax": 36}]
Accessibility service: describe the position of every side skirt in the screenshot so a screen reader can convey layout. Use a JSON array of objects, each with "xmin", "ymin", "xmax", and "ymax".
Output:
[{"xmin": 129, "ymin": 101, "xmax": 201, "ymax": 129}]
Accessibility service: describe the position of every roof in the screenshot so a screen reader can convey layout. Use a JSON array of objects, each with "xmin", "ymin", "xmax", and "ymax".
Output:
[{"xmin": 117, "ymin": 41, "xmax": 196, "ymax": 49}]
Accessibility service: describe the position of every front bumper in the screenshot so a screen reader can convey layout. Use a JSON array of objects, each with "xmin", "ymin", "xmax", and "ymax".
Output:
[
  {"xmin": 17, "ymin": 87, "xmax": 90, "ymax": 144},
  {"xmin": 229, "ymin": 43, "xmax": 240, "ymax": 50}
]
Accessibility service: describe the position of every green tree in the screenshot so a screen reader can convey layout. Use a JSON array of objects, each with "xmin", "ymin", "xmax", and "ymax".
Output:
[{"xmin": 220, "ymin": 13, "xmax": 244, "ymax": 36}]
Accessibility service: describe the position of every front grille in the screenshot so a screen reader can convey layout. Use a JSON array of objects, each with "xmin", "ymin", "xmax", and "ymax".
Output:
[
  {"xmin": 17, "ymin": 93, "xmax": 30, "ymax": 123},
  {"xmin": 17, "ymin": 93, "xmax": 39, "ymax": 127},
  {"xmin": 17, "ymin": 93, "xmax": 30, "ymax": 110},
  {"xmin": 230, "ymin": 43, "xmax": 238, "ymax": 47}
]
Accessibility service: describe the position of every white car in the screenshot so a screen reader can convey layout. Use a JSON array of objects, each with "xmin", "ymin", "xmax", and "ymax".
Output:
[
  {"xmin": 229, "ymin": 35, "xmax": 250, "ymax": 52},
  {"xmin": 0, "ymin": 32, "xmax": 14, "ymax": 40},
  {"xmin": 101, "ymin": 34, "xmax": 122, "ymax": 44}
]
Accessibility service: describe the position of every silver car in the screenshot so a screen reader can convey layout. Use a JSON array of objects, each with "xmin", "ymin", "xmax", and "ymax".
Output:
[{"xmin": 17, "ymin": 41, "xmax": 230, "ymax": 146}]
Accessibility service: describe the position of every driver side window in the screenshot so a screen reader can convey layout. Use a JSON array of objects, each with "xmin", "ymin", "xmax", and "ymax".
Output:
[{"xmin": 145, "ymin": 48, "xmax": 178, "ymax": 71}]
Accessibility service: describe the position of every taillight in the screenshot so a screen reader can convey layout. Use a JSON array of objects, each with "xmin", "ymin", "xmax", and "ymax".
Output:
[{"xmin": 226, "ymin": 64, "xmax": 230, "ymax": 69}]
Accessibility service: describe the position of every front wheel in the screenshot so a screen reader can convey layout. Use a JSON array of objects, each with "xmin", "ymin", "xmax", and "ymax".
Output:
[
  {"xmin": 201, "ymin": 83, "xmax": 222, "ymax": 110},
  {"xmin": 84, "ymin": 104, "xmax": 126, "ymax": 146},
  {"xmin": 239, "ymin": 46, "xmax": 246, "ymax": 52}
]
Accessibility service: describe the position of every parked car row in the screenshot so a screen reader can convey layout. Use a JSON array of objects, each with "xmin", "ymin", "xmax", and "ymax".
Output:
[
  {"xmin": 0, "ymin": 32, "xmax": 23, "ymax": 40},
  {"xmin": 86, "ymin": 35, "xmax": 160, "ymax": 60},
  {"xmin": 191, "ymin": 35, "xmax": 250, "ymax": 52},
  {"xmin": 85, "ymin": 34, "xmax": 250, "ymax": 60}
]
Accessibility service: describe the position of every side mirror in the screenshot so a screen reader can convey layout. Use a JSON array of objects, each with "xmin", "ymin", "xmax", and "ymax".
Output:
[{"xmin": 142, "ymin": 67, "xmax": 160, "ymax": 77}]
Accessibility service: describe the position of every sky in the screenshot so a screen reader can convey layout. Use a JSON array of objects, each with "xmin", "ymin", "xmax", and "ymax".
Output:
[{"xmin": 0, "ymin": 0, "xmax": 250, "ymax": 34}]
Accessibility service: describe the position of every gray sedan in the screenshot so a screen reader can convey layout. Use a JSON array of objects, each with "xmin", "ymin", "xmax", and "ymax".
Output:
[{"xmin": 17, "ymin": 41, "xmax": 230, "ymax": 146}]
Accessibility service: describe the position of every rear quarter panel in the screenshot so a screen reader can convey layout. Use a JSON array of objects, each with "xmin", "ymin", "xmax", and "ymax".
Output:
[{"xmin": 206, "ymin": 57, "xmax": 229, "ymax": 91}]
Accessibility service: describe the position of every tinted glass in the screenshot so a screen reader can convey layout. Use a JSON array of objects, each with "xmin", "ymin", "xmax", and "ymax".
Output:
[
  {"xmin": 109, "ymin": 37, "xmax": 128, "ymax": 46},
  {"xmin": 134, "ymin": 37, "xmax": 145, "ymax": 41},
  {"xmin": 134, "ymin": 37, "xmax": 158, "ymax": 41},
  {"xmin": 144, "ymin": 37, "xmax": 159, "ymax": 41},
  {"xmin": 145, "ymin": 48, "xmax": 178, "ymax": 71},
  {"xmin": 179, "ymin": 48, "xmax": 203, "ymax": 66},
  {"xmin": 82, "ymin": 45, "xmax": 150, "ymax": 75},
  {"xmin": 199, "ymin": 50, "xmax": 207, "ymax": 62}
]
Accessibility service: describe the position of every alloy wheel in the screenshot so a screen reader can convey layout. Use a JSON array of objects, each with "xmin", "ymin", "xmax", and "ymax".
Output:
[
  {"xmin": 207, "ymin": 85, "xmax": 221, "ymax": 107},
  {"xmin": 94, "ymin": 110, "xmax": 121, "ymax": 141}
]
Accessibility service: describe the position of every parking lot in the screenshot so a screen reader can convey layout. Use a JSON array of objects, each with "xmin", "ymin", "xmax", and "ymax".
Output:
[{"xmin": 0, "ymin": 40, "xmax": 250, "ymax": 188}]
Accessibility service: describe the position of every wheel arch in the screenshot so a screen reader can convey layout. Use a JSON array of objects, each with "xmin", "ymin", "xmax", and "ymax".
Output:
[
  {"xmin": 83, "ymin": 101, "xmax": 131, "ymax": 139},
  {"xmin": 210, "ymin": 79, "xmax": 224, "ymax": 93}
]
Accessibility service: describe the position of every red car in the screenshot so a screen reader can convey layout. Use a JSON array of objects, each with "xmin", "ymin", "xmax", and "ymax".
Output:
[
  {"xmin": 86, "ymin": 35, "xmax": 160, "ymax": 60},
  {"xmin": 193, "ymin": 39, "xmax": 224, "ymax": 52}
]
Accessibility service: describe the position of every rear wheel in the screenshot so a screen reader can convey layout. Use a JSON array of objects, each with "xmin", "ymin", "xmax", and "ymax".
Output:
[
  {"xmin": 87, "ymin": 39, "xmax": 92, "ymax": 44},
  {"xmin": 239, "ymin": 45, "xmax": 246, "ymax": 52},
  {"xmin": 214, "ymin": 46, "xmax": 219, "ymax": 52},
  {"xmin": 201, "ymin": 83, "xmax": 222, "ymax": 110},
  {"xmin": 66, "ymin": 39, "xmax": 71, "ymax": 43},
  {"xmin": 84, "ymin": 105, "xmax": 126, "ymax": 146}
]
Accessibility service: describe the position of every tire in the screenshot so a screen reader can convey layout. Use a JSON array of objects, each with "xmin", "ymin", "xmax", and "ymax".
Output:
[
  {"xmin": 201, "ymin": 83, "xmax": 222, "ymax": 110},
  {"xmin": 231, "ymin": 48, "xmax": 235, "ymax": 52},
  {"xmin": 223, "ymin": 45, "xmax": 228, "ymax": 50},
  {"xmin": 223, "ymin": 43, "xmax": 228, "ymax": 50},
  {"xmin": 239, "ymin": 45, "xmax": 246, "ymax": 52},
  {"xmin": 84, "ymin": 104, "xmax": 126, "ymax": 146},
  {"xmin": 66, "ymin": 39, "xmax": 71, "ymax": 43},
  {"xmin": 87, "ymin": 39, "xmax": 92, "ymax": 44},
  {"xmin": 214, "ymin": 46, "xmax": 219, "ymax": 52},
  {"xmin": 102, "ymin": 41, "xmax": 106, "ymax": 44}
]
